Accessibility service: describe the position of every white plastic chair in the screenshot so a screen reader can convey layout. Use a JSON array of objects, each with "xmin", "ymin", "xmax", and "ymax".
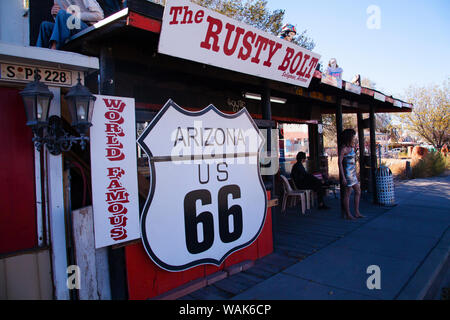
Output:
[
  {"xmin": 289, "ymin": 179, "xmax": 315, "ymax": 210},
  {"xmin": 280, "ymin": 175, "xmax": 306, "ymax": 214}
]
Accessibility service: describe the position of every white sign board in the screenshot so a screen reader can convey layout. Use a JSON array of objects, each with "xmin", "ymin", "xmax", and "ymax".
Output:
[
  {"xmin": 158, "ymin": 0, "xmax": 321, "ymax": 88},
  {"xmin": 90, "ymin": 95, "xmax": 140, "ymax": 248},
  {"xmin": 0, "ymin": 63, "xmax": 83, "ymax": 87},
  {"xmin": 374, "ymin": 92, "xmax": 386, "ymax": 102},
  {"xmin": 321, "ymin": 73, "xmax": 342, "ymax": 89},
  {"xmin": 345, "ymin": 82, "xmax": 362, "ymax": 95},
  {"xmin": 138, "ymin": 100, "xmax": 267, "ymax": 271}
]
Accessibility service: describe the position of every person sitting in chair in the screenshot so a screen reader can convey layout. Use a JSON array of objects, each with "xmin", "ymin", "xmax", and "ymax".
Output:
[{"xmin": 291, "ymin": 152, "xmax": 330, "ymax": 210}]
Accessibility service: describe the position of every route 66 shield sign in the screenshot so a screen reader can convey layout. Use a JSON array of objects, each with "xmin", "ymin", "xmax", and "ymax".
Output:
[{"xmin": 137, "ymin": 100, "xmax": 267, "ymax": 271}]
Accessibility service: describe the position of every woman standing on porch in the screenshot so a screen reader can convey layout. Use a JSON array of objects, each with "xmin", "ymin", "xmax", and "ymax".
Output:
[{"xmin": 338, "ymin": 129, "xmax": 365, "ymax": 220}]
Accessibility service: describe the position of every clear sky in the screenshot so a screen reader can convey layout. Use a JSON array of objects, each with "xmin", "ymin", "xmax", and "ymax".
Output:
[{"xmin": 266, "ymin": 0, "xmax": 450, "ymax": 99}]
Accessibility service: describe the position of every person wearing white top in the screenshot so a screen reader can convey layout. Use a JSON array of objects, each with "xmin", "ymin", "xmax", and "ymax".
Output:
[
  {"xmin": 326, "ymin": 58, "xmax": 343, "ymax": 79},
  {"xmin": 37, "ymin": 0, "xmax": 104, "ymax": 50}
]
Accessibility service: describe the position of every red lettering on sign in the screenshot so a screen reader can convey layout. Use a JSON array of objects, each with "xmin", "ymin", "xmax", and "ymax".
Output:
[
  {"xmin": 305, "ymin": 57, "xmax": 319, "ymax": 79},
  {"xmin": 108, "ymin": 203, "xmax": 128, "ymax": 215},
  {"xmin": 106, "ymin": 147, "xmax": 125, "ymax": 161},
  {"xmin": 107, "ymin": 167, "xmax": 125, "ymax": 179},
  {"xmin": 105, "ymin": 165, "xmax": 130, "ymax": 242},
  {"xmin": 109, "ymin": 215, "xmax": 128, "ymax": 228},
  {"xmin": 199, "ymin": 16, "xmax": 222, "ymax": 52},
  {"xmin": 278, "ymin": 47, "xmax": 295, "ymax": 72},
  {"xmin": 105, "ymin": 123, "xmax": 124, "ymax": 136},
  {"xmin": 104, "ymin": 111, "xmax": 124, "ymax": 124},
  {"xmin": 296, "ymin": 54, "xmax": 310, "ymax": 77},
  {"xmin": 103, "ymin": 99, "xmax": 126, "ymax": 113},
  {"xmin": 237, "ymin": 31, "xmax": 256, "ymax": 61},
  {"xmin": 165, "ymin": 3, "xmax": 318, "ymax": 86},
  {"xmin": 169, "ymin": 6, "xmax": 183, "ymax": 25},
  {"xmin": 223, "ymin": 23, "xmax": 245, "ymax": 56},
  {"xmin": 180, "ymin": 6, "xmax": 193, "ymax": 24},
  {"xmin": 251, "ymin": 35, "xmax": 269, "ymax": 64},
  {"xmin": 169, "ymin": 5, "xmax": 203, "ymax": 25},
  {"xmin": 289, "ymin": 51, "xmax": 303, "ymax": 74},
  {"xmin": 106, "ymin": 189, "xmax": 129, "ymax": 203},
  {"xmin": 107, "ymin": 178, "xmax": 122, "ymax": 190},
  {"xmin": 194, "ymin": 10, "xmax": 204, "ymax": 23},
  {"xmin": 103, "ymin": 99, "xmax": 127, "ymax": 162},
  {"xmin": 110, "ymin": 227, "xmax": 127, "ymax": 241},
  {"xmin": 106, "ymin": 135, "xmax": 124, "ymax": 148},
  {"xmin": 263, "ymin": 40, "xmax": 282, "ymax": 67}
]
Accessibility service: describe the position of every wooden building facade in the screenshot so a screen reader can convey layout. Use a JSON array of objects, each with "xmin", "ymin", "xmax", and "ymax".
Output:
[{"xmin": 0, "ymin": 0, "xmax": 411, "ymax": 300}]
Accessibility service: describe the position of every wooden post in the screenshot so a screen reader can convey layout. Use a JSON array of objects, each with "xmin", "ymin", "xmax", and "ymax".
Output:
[
  {"xmin": 72, "ymin": 206, "xmax": 111, "ymax": 300},
  {"xmin": 318, "ymin": 121, "xmax": 324, "ymax": 157},
  {"xmin": 356, "ymin": 112, "xmax": 366, "ymax": 191},
  {"xmin": 369, "ymin": 105, "xmax": 378, "ymax": 203},
  {"xmin": 308, "ymin": 123, "xmax": 320, "ymax": 172},
  {"xmin": 335, "ymin": 99, "xmax": 344, "ymax": 211},
  {"xmin": 261, "ymin": 81, "xmax": 274, "ymax": 192},
  {"xmin": 261, "ymin": 81, "xmax": 276, "ymax": 233},
  {"xmin": 99, "ymin": 46, "xmax": 128, "ymax": 300},
  {"xmin": 100, "ymin": 47, "xmax": 115, "ymax": 95},
  {"xmin": 46, "ymin": 87, "xmax": 70, "ymax": 300}
]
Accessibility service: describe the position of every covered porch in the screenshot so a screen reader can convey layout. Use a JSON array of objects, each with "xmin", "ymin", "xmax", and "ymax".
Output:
[{"xmin": 179, "ymin": 193, "xmax": 391, "ymax": 299}]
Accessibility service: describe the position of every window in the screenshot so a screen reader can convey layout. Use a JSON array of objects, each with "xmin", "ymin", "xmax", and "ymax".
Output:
[{"xmin": 278, "ymin": 123, "xmax": 309, "ymax": 175}]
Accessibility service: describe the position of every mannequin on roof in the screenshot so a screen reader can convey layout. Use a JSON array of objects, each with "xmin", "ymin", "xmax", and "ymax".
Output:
[
  {"xmin": 326, "ymin": 58, "xmax": 343, "ymax": 79},
  {"xmin": 351, "ymin": 74, "xmax": 361, "ymax": 86},
  {"xmin": 278, "ymin": 23, "xmax": 297, "ymax": 42}
]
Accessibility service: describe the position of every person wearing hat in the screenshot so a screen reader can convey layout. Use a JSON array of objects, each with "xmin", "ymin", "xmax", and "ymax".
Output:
[
  {"xmin": 291, "ymin": 152, "xmax": 330, "ymax": 210},
  {"xmin": 278, "ymin": 23, "xmax": 297, "ymax": 42}
]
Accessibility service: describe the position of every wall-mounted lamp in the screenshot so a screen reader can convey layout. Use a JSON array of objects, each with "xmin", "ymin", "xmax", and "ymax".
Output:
[
  {"xmin": 242, "ymin": 92, "xmax": 287, "ymax": 104},
  {"xmin": 20, "ymin": 71, "xmax": 96, "ymax": 155}
]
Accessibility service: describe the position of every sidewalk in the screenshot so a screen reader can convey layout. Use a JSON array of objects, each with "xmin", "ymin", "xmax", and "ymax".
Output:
[
  {"xmin": 180, "ymin": 175, "xmax": 449, "ymax": 300},
  {"xmin": 229, "ymin": 175, "xmax": 450, "ymax": 300}
]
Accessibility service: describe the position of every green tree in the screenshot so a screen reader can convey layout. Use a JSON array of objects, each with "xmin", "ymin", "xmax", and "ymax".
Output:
[
  {"xmin": 400, "ymin": 80, "xmax": 450, "ymax": 149},
  {"xmin": 192, "ymin": 0, "xmax": 315, "ymax": 50},
  {"xmin": 322, "ymin": 113, "xmax": 357, "ymax": 148},
  {"xmin": 322, "ymin": 77, "xmax": 376, "ymax": 148}
]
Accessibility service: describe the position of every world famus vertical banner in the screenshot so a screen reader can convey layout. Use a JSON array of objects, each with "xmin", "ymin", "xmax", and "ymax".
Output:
[
  {"xmin": 158, "ymin": 0, "xmax": 321, "ymax": 88},
  {"xmin": 90, "ymin": 95, "xmax": 140, "ymax": 248}
]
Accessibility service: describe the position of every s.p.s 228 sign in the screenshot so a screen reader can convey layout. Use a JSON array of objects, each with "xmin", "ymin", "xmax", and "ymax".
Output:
[
  {"xmin": 138, "ymin": 100, "xmax": 267, "ymax": 271},
  {"xmin": 158, "ymin": 0, "xmax": 321, "ymax": 88}
]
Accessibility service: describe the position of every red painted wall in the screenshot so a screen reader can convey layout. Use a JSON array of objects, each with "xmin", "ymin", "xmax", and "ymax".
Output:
[
  {"xmin": 125, "ymin": 192, "xmax": 273, "ymax": 300},
  {"xmin": 0, "ymin": 87, "xmax": 38, "ymax": 254}
]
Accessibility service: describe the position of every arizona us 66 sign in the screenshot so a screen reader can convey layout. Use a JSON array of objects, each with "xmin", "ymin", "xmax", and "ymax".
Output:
[{"xmin": 137, "ymin": 100, "xmax": 267, "ymax": 271}]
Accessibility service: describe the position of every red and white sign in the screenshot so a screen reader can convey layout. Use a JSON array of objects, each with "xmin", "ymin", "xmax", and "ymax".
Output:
[
  {"xmin": 90, "ymin": 95, "xmax": 140, "ymax": 248},
  {"xmin": 158, "ymin": 0, "xmax": 321, "ymax": 88},
  {"xmin": 345, "ymin": 82, "xmax": 361, "ymax": 95},
  {"xmin": 374, "ymin": 92, "xmax": 386, "ymax": 102},
  {"xmin": 321, "ymin": 73, "xmax": 342, "ymax": 89}
]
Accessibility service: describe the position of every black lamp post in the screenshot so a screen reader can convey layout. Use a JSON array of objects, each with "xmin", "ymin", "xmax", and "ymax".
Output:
[
  {"xmin": 65, "ymin": 75, "xmax": 96, "ymax": 137},
  {"xmin": 19, "ymin": 72, "xmax": 53, "ymax": 145},
  {"xmin": 20, "ymin": 70, "xmax": 96, "ymax": 155}
]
